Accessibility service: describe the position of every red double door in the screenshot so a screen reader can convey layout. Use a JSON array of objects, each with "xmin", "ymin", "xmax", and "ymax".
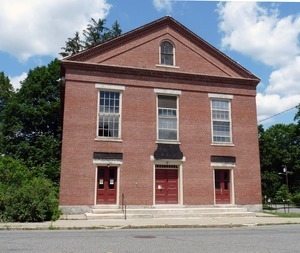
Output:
[
  {"xmin": 215, "ymin": 170, "xmax": 231, "ymax": 204},
  {"xmin": 155, "ymin": 169, "xmax": 178, "ymax": 204},
  {"xmin": 97, "ymin": 166, "xmax": 117, "ymax": 204}
]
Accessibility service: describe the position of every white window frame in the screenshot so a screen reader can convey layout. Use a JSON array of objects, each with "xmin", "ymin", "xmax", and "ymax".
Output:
[
  {"xmin": 159, "ymin": 40, "xmax": 175, "ymax": 66},
  {"xmin": 95, "ymin": 84, "xmax": 125, "ymax": 141},
  {"xmin": 155, "ymin": 89, "xmax": 181, "ymax": 143},
  {"xmin": 209, "ymin": 93, "xmax": 233, "ymax": 145}
]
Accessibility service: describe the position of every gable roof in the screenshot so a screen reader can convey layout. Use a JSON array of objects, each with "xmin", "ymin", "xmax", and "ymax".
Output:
[{"xmin": 62, "ymin": 16, "xmax": 259, "ymax": 83}]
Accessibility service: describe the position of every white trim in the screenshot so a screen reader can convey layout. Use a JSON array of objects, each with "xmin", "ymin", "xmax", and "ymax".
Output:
[
  {"xmin": 211, "ymin": 162, "xmax": 236, "ymax": 167},
  {"xmin": 154, "ymin": 88, "xmax": 182, "ymax": 95},
  {"xmin": 117, "ymin": 166, "xmax": 120, "ymax": 206},
  {"xmin": 94, "ymin": 166, "xmax": 98, "ymax": 206},
  {"xmin": 231, "ymin": 169, "xmax": 235, "ymax": 205},
  {"xmin": 150, "ymin": 156, "xmax": 186, "ymax": 162},
  {"xmin": 93, "ymin": 159, "xmax": 123, "ymax": 165},
  {"xmin": 153, "ymin": 159, "xmax": 185, "ymax": 165},
  {"xmin": 211, "ymin": 143, "xmax": 234, "ymax": 147},
  {"xmin": 95, "ymin": 138, "xmax": 122, "ymax": 142},
  {"xmin": 208, "ymin": 93, "xmax": 233, "ymax": 99},
  {"xmin": 179, "ymin": 164, "xmax": 183, "ymax": 205},
  {"xmin": 153, "ymin": 164, "xmax": 156, "ymax": 205},
  {"xmin": 156, "ymin": 64, "xmax": 179, "ymax": 69},
  {"xmin": 95, "ymin": 83, "xmax": 125, "ymax": 91},
  {"xmin": 213, "ymin": 169, "xmax": 216, "ymax": 205},
  {"xmin": 156, "ymin": 140, "xmax": 181, "ymax": 145}
]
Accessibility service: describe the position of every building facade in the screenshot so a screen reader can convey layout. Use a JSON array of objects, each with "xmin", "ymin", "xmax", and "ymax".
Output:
[{"xmin": 59, "ymin": 17, "xmax": 262, "ymax": 214}]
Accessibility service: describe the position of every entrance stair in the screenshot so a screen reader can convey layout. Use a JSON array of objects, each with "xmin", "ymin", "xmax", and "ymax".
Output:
[{"xmin": 85, "ymin": 206, "xmax": 255, "ymax": 220}]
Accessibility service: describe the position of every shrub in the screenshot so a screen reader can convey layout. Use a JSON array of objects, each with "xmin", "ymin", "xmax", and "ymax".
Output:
[
  {"xmin": 0, "ymin": 156, "xmax": 60, "ymax": 222},
  {"xmin": 292, "ymin": 193, "xmax": 300, "ymax": 206},
  {"xmin": 275, "ymin": 185, "xmax": 292, "ymax": 203},
  {"xmin": 2, "ymin": 177, "xmax": 60, "ymax": 222}
]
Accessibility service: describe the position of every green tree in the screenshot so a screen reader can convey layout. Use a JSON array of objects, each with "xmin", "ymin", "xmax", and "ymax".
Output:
[
  {"xmin": 0, "ymin": 72, "xmax": 14, "ymax": 114},
  {"xmin": 105, "ymin": 21, "xmax": 122, "ymax": 41},
  {"xmin": 60, "ymin": 31, "xmax": 83, "ymax": 58},
  {"xmin": 259, "ymin": 123, "xmax": 300, "ymax": 197},
  {"xmin": 294, "ymin": 104, "xmax": 300, "ymax": 125},
  {"xmin": 0, "ymin": 72, "xmax": 14, "ymax": 154},
  {"xmin": 83, "ymin": 18, "xmax": 108, "ymax": 48},
  {"xmin": 0, "ymin": 59, "xmax": 61, "ymax": 182},
  {"xmin": 60, "ymin": 18, "xmax": 122, "ymax": 57}
]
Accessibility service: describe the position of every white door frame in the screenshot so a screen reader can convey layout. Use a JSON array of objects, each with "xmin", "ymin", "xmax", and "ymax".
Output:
[
  {"xmin": 153, "ymin": 161, "xmax": 183, "ymax": 206},
  {"xmin": 212, "ymin": 166, "xmax": 235, "ymax": 205},
  {"xmin": 93, "ymin": 159, "xmax": 122, "ymax": 206}
]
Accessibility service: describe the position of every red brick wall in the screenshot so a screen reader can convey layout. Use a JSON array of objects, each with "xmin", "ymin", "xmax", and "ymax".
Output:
[
  {"xmin": 59, "ymin": 67, "xmax": 261, "ymax": 207},
  {"xmin": 90, "ymin": 28, "xmax": 240, "ymax": 79}
]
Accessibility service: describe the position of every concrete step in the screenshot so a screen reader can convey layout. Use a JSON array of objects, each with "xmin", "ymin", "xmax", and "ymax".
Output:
[
  {"xmin": 85, "ymin": 207, "xmax": 255, "ymax": 220},
  {"xmin": 91, "ymin": 209, "xmax": 123, "ymax": 214}
]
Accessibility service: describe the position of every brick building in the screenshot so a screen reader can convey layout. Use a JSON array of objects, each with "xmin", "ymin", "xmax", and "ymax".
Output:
[{"xmin": 59, "ymin": 16, "xmax": 262, "ymax": 214}]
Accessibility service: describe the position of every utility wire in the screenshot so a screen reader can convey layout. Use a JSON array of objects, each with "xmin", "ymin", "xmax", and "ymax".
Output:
[{"xmin": 258, "ymin": 105, "xmax": 298, "ymax": 123}]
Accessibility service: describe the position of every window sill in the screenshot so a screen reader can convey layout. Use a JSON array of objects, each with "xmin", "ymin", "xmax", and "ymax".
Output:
[
  {"xmin": 156, "ymin": 140, "xmax": 181, "ymax": 145},
  {"xmin": 95, "ymin": 138, "xmax": 123, "ymax": 143},
  {"xmin": 211, "ymin": 143, "xmax": 235, "ymax": 147},
  {"xmin": 156, "ymin": 64, "xmax": 179, "ymax": 69}
]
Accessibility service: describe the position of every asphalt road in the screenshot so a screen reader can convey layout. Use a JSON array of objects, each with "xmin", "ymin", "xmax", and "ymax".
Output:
[{"xmin": 1, "ymin": 225, "xmax": 300, "ymax": 253}]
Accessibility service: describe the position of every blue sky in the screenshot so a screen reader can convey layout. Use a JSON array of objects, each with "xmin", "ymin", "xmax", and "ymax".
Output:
[{"xmin": 1, "ymin": 0, "xmax": 300, "ymax": 128}]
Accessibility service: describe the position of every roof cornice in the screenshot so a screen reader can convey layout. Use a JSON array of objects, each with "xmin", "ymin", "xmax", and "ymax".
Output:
[{"xmin": 61, "ymin": 60, "xmax": 260, "ymax": 86}]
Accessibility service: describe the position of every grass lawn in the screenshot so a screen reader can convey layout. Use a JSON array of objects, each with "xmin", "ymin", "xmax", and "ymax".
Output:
[{"xmin": 264, "ymin": 212, "xmax": 300, "ymax": 218}]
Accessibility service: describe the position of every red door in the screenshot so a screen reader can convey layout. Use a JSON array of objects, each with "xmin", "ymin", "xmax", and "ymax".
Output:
[
  {"xmin": 97, "ymin": 166, "xmax": 117, "ymax": 204},
  {"xmin": 156, "ymin": 169, "xmax": 178, "ymax": 204},
  {"xmin": 215, "ymin": 170, "xmax": 230, "ymax": 204}
]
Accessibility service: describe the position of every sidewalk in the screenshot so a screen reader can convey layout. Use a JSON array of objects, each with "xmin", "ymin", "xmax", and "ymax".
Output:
[{"xmin": 1, "ymin": 213, "xmax": 300, "ymax": 230}]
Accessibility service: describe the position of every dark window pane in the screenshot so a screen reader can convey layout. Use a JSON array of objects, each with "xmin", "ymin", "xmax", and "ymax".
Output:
[
  {"xmin": 224, "ymin": 182, "xmax": 229, "ymax": 190},
  {"xmin": 158, "ymin": 95, "xmax": 177, "ymax": 108},
  {"xmin": 161, "ymin": 41, "xmax": 174, "ymax": 66},
  {"xmin": 98, "ymin": 168, "xmax": 104, "ymax": 189}
]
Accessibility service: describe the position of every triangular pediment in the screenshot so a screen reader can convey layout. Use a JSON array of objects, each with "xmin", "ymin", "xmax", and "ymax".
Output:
[{"xmin": 64, "ymin": 16, "xmax": 259, "ymax": 81}]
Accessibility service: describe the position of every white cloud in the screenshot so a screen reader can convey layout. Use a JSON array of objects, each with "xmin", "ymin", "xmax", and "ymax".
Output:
[
  {"xmin": 9, "ymin": 72, "xmax": 27, "ymax": 91},
  {"xmin": 218, "ymin": 2, "xmax": 300, "ymax": 67},
  {"xmin": 267, "ymin": 56, "xmax": 300, "ymax": 96},
  {"xmin": 153, "ymin": 0, "xmax": 172, "ymax": 12},
  {"xmin": 0, "ymin": 0, "xmax": 111, "ymax": 61},
  {"xmin": 256, "ymin": 93, "xmax": 300, "ymax": 121},
  {"xmin": 217, "ymin": 2, "xmax": 300, "ymax": 123}
]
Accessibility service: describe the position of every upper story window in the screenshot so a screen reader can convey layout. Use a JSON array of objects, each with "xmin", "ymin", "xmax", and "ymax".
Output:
[
  {"xmin": 160, "ymin": 41, "xmax": 174, "ymax": 66},
  {"xmin": 99, "ymin": 91, "xmax": 120, "ymax": 138},
  {"xmin": 157, "ymin": 95, "xmax": 178, "ymax": 141},
  {"xmin": 96, "ymin": 84, "xmax": 125, "ymax": 140},
  {"xmin": 210, "ymin": 98, "xmax": 232, "ymax": 144}
]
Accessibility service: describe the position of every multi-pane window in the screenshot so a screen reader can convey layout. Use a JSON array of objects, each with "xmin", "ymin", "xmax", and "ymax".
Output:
[
  {"xmin": 160, "ymin": 41, "xmax": 174, "ymax": 66},
  {"xmin": 211, "ymin": 99, "xmax": 232, "ymax": 143},
  {"xmin": 158, "ymin": 95, "xmax": 178, "ymax": 141},
  {"xmin": 98, "ymin": 91, "xmax": 120, "ymax": 138}
]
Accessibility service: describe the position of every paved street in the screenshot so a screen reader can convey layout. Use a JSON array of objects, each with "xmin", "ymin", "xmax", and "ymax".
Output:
[{"xmin": 1, "ymin": 225, "xmax": 300, "ymax": 253}]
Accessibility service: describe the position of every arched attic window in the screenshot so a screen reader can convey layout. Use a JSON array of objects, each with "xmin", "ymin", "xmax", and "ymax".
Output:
[{"xmin": 160, "ymin": 41, "xmax": 174, "ymax": 66}]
